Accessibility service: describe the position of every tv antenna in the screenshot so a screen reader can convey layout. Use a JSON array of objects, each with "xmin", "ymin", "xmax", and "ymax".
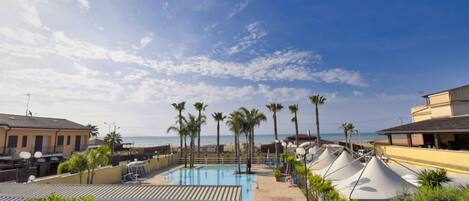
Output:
[{"xmin": 25, "ymin": 93, "xmax": 31, "ymax": 116}]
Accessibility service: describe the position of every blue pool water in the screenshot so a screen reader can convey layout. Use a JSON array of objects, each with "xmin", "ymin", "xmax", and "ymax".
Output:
[{"xmin": 162, "ymin": 165, "xmax": 255, "ymax": 201}]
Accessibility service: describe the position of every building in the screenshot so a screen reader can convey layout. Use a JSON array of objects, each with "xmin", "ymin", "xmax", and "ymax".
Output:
[
  {"xmin": 376, "ymin": 84, "xmax": 469, "ymax": 172},
  {"xmin": 0, "ymin": 113, "xmax": 90, "ymax": 160}
]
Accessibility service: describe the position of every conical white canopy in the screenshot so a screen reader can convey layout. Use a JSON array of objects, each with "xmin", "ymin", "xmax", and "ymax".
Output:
[
  {"xmin": 309, "ymin": 147, "xmax": 338, "ymax": 170},
  {"xmin": 317, "ymin": 151, "xmax": 363, "ymax": 181},
  {"xmin": 334, "ymin": 157, "xmax": 416, "ymax": 200}
]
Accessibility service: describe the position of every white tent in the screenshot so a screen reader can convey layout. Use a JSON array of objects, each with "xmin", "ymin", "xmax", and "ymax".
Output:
[
  {"xmin": 317, "ymin": 151, "xmax": 364, "ymax": 181},
  {"xmin": 334, "ymin": 157, "xmax": 416, "ymax": 200},
  {"xmin": 299, "ymin": 141, "xmax": 314, "ymax": 148},
  {"xmin": 309, "ymin": 147, "xmax": 339, "ymax": 170}
]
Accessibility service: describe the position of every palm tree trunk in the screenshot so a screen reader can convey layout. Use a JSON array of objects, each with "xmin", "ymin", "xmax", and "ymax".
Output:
[
  {"xmin": 190, "ymin": 136, "xmax": 194, "ymax": 168},
  {"xmin": 344, "ymin": 131, "xmax": 348, "ymax": 150},
  {"xmin": 274, "ymin": 112, "xmax": 279, "ymax": 162},
  {"xmin": 86, "ymin": 168, "xmax": 90, "ymax": 184},
  {"xmin": 294, "ymin": 112, "xmax": 299, "ymax": 146},
  {"xmin": 315, "ymin": 104, "xmax": 321, "ymax": 146},
  {"xmin": 179, "ymin": 111, "xmax": 183, "ymax": 158},
  {"xmin": 180, "ymin": 135, "xmax": 183, "ymax": 158},
  {"xmin": 245, "ymin": 133, "xmax": 249, "ymax": 174},
  {"xmin": 79, "ymin": 172, "xmax": 83, "ymax": 184},
  {"xmin": 184, "ymin": 136, "xmax": 187, "ymax": 168},
  {"xmin": 197, "ymin": 111, "xmax": 201, "ymax": 159},
  {"xmin": 90, "ymin": 169, "xmax": 95, "ymax": 184},
  {"xmin": 216, "ymin": 121, "xmax": 220, "ymax": 159},
  {"xmin": 236, "ymin": 135, "xmax": 240, "ymax": 173},
  {"xmin": 250, "ymin": 128, "xmax": 255, "ymax": 173}
]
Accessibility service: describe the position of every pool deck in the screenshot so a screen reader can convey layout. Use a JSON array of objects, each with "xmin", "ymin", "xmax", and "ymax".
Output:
[
  {"xmin": 142, "ymin": 164, "xmax": 306, "ymax": 201},
  {"xmin": 252, "ymin": 165, "xmax": 306, "ymax": 201}
]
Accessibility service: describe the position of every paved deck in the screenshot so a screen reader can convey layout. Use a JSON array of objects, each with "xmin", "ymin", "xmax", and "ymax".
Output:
[{"xmin": 252, "ymin": 165, "xmax": 306, "ymax": 201}]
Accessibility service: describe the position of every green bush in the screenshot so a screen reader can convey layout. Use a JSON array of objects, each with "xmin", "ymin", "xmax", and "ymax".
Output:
[
  {"xmin": 26, "ymin": 193, "xmax": 94, "ymax": 201},
  {"xmin": 273, "ymin": 167, "xmax": 281, "ymax": 179},
  {"xmin": 393, "ymin": 185, "xmax": 469, "ymax": 201},
  {"xmin": 417, "ymin": 169, "xmax": 451, "ymax": 188}
]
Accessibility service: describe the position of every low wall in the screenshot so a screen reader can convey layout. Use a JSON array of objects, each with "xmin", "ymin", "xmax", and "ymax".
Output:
[
  {"xmin": 32, "ymin": 155, "xmax": 176, "ymax": 184},
  {"xmin": 375, "ymin": 144, "xmax": 469, "ymax": 173}
]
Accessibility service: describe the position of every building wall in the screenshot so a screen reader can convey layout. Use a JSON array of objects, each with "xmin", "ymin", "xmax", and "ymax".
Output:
[
  {"xmin": 449, "ymin": 86, "xmax": 469, "ymax": 101},
  {"xmin": 428, "ymin": 92, "xmax": 450, "ymax": 106},
  {"xmin": 451, "ymin": 102, "xmax": 469, "ymax": 116},
  {"xmin": 430, "ymin": 104, "xmax": 452, "ymax": 118},
  {"xmin": 0, "ymin": 128, "xmax": 88, "ymax": 156},
  {"xmin": 376, "ymin": 144, "xmax": 469, "ymax": 173}
]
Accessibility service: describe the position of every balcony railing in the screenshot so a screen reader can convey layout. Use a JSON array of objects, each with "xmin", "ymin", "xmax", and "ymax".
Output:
[{"xmin": 0, "ymin": 146, "xmax": 65, "ymax": 157}]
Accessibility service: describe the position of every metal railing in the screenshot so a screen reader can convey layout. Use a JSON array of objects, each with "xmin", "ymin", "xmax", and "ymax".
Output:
[
  {"xmin": 0, "ymin": 146, "xmax": 65, "ymax": 157},
  {"xmin": 176, "ymin": 157, "xmax": 270, "ymax": 164}
]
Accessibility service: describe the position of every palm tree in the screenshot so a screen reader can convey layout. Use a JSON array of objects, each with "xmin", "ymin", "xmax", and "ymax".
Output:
[
  {"xmin": 226, "ymin": 112, "xmax": 243, "ymax": 173},
  {"xmin": 212, "ymin": 112, "xmax": 226, "ymax": 159},
  {"xmin": 266, "ymin": 103, "xmax": 283, "ymax": 163},
  {"xmin": 167, "ymin": 123, "xmax": 189, "ymax": 168},
  {"xmin": 288, "ymin": 104, "xmax": 299, "ymax": 146},
  {"xmin": 238, "ymin": 107, "xmax": 267, "ymax": 173},
  {"xmin": 309, "ymin": 94, "xmax": 326, "ymax": 146},
  {"xmin": 194, "ymin": 102, "xmax": 208, "ymax": 158},
  {"xmin": 417, "ymin": 169, "xmax": 451, "ymax": 188},
  {"xmin": 57, "ymin": 152, "xmax": 88, "ymax": 184},
  {"xmin": 86, "ymin": 124, "xmax": 99, "ymax": 138},
  {"xmin": 86, "ymin": 145, "xmax": 111, "ymax": 184},
  {"xmin": 339, "ymin": 122, "xmax": 355, "ymax": 151},
  {"xmin": 104, "ymin": 131, "xmax": 122, "ymax": 154},
  {"xmin": 184, "ymin": 114, "xmax": 205, "ymax": 168},
  {"xmin": 171, "ymin": 102, "xmax": 186, "ymax": 158}
]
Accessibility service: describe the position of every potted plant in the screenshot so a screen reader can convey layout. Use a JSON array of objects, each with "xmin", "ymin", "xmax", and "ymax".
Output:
[{"xmin": 273, "ymin": 167, "xmax": 281, "ymax": 181}]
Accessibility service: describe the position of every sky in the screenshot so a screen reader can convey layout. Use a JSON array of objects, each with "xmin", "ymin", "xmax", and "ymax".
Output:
[{"xmin": 0, "ymin": 0, "xmax": 468, "ymax": 137}]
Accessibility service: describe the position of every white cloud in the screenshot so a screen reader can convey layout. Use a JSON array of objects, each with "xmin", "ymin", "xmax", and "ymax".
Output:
[
  {"xmin": 17, "ymin": 0, "xmax": 43, "ymax": 28},
  {"xmin": 228, "ymin": 0, "xmax": 249, "ymax": 18},
  {"xmin": 74, "ymin": 62, "xmax": 99, "ymax": 76},
  {"xmin": 77, "ymin": 0, "xmax": 90, "ymax": 11},
  {"xmin": 352, "ymin": 90, "xmax": 363, "ymax": 96},
  {"xmin": 133, "ymin": 33, "xmax": 154, "ymax": 50},
  {"xmin": 227, "ymin": 21, "xmax": 267, "ymax": 55}
]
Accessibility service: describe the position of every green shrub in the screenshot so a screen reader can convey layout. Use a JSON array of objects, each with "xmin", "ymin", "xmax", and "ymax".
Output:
[
  {"xmin": 273, "ymin": 167, "xmax": 281, "ymax": 179},
  {"xmin": 417, "ymin": 169, "xmax": 451, "ymax": 188},
  {"xmin": 26, "ymin": 193, "xmax": 94, "ymax": 201},
  {"xmin": 411, "ymin": 186, "xmax": 460, "ymax": 201}
]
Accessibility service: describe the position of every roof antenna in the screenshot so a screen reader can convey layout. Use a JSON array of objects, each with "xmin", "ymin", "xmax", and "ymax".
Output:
[{"xmin": 25, "ymin": 93, "xmax": 31, "ymax": 116}]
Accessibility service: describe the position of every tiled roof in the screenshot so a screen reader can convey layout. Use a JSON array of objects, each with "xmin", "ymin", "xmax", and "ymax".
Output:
[
  {"xmin": 0, "ymin": 113, "xmax": 89, "ymax": 130},
  {"xmin": 0, "ymin": 183, "xmax": 242, "ymax": 201},
  {"xmin": 379, "ymin": 115, "xmax": 469, "ymax": 134},
  {"xmin": 421, "ymin": 84, "xmax": 469, "ymax": 97}
]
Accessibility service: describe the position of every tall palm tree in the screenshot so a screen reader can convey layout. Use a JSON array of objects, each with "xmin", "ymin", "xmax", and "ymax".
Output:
[
  {"xmin": 167, "ymin": 123, "xmax": 188, "ymax": 168},
  {"xmin": 309, "ymin": 94, "xmax": 326, "ymax": 146},
  {"xmin": 57, "ymin": 152, "xmax": 88, "ymax": 184},
  {"xmin": 288, "ymin": 104, "xmax": 299, "ymax": 146},
  {"xmin": 194, "ymin": 102, "xmax": 208, "ymax": 158},
  {"xmin": 103, "ymin": 131, "xmax": 122, "ymax": 154},
  {"xmin": 184, "ymin": 114, "xmax": 205, "ymax": 168},
  {"xmin": 226, "ymin": 112, "xmax": 243, "ymax": 173},
  {"xmin": 86, "ymin": 145, "xmax": 111, "ymax": 184},
  {"xmin": 212, "ymin": 112, "xmax": 226, "ymax": 159},
  {"xmin": 339, "ymin": 122, "xmax": 355, "ymax": 151},
  {"xmin": 238, "ymin": 107, "xmax": 267, "ymax": 173},
  {"xmin": 266, "ymin": 103, "xmax": 283, "ymax": 162},
  {"xmin": 171, "ymin": 102, "xmax": 186, "ymax": 158}
]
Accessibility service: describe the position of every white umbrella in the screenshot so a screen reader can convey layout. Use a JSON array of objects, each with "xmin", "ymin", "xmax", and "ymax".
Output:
[
  {"xmin": 309, "ymin": 147, "xmax": 339, "ymax": 170},
  {"xmin": 334, "ymin": 157, "xmax": 416, "ymax": 200},
  {"xmin": 317, "ymin": 151, "xmax": 363, "ymax": 181}
]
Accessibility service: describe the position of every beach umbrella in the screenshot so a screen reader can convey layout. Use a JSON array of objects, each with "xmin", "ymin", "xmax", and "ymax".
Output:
[
  {"xmin": 309, "ymin": 147, "xmax": 339, "ymax": 170},
  {"xmin": 316, "ymin": 151, "xmax": 363, "ymax": 181},
  {"xmin": 334, "ymin": 157, "xmax": 416, "ymax": 200}
]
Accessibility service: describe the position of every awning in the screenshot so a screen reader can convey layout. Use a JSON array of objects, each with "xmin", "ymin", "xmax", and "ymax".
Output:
[{"xmin": 379, "ymin": 115, "xmax": 469, "ymax": 134}]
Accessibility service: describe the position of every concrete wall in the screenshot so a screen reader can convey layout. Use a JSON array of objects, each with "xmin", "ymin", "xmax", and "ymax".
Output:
[
  {"xmin": 375, "ymin": 144, "xmax": 469, "ymax": 173},
  {"xmin": 430, "ymin": 104, "xmax": 452, "ymax": 118},
  {"xmin": 428, "ymin": 92, "xmax": 450, "ymax": 106},
  {"xmin": 32, "ymin": 155, "xmax": 175, "ymax": 184}
]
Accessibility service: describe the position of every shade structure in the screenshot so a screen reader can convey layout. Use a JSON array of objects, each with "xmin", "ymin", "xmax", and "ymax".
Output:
[
  {"xmin": 317, "ymin": 151, "xmax": 363, "ymax": 181},
  {"xmin": 334, "ymin": 157, "xmax": 416, "ymax": 200},
  {"xmin": 309, "ymin": 147, "xmax": 339, "ymax": 170},
  {"xmin": 299, "ymin": 141, "xmax": 314, "ymax": 148}
]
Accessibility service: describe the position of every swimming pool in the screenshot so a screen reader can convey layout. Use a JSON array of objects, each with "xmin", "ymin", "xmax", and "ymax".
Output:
[{"xmin": 162, "ymin": 165, "xmax": 255, "ymax": 201}]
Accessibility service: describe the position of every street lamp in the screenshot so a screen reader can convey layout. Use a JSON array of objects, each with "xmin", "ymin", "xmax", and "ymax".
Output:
[
  {"xmin": 281, "ymin": 141, "xmax": 287, "ymax": 154},
  {"xmin": 296, "ymin": 147, "xmax": 309, "ymax": 201}
]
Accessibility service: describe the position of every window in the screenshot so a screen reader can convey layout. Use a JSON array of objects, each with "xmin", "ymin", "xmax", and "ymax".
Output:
[
  {"xmin": 57, "ymin": 136, "xmax": 64, "ymax": 146},
  {"xmin": 67, "ymin": 136, "xmax": 71, "ymax": 145},
  {"xmin": 22, "ymin": 136, "xmax": 27, "ymax": 147},
  {"xmin": 8, "ymin": 136, "xmax": 18, "ymax": 148}
]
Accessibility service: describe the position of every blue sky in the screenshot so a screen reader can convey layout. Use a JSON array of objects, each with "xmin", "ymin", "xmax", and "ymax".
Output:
[{"xmin": 0, "ymin": 0, "xmax": 468, "ymax": 136}]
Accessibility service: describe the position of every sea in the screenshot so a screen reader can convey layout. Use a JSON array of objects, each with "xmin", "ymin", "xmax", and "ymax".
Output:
[{"xmin": 121, "ymin": 133, "xmax": 385, "ymax": 147}]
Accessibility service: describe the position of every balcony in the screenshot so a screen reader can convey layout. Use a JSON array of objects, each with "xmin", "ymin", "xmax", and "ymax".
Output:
[{"xmin": 0, "ymin": 146, "xmax": 65, "ymax": 158}]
